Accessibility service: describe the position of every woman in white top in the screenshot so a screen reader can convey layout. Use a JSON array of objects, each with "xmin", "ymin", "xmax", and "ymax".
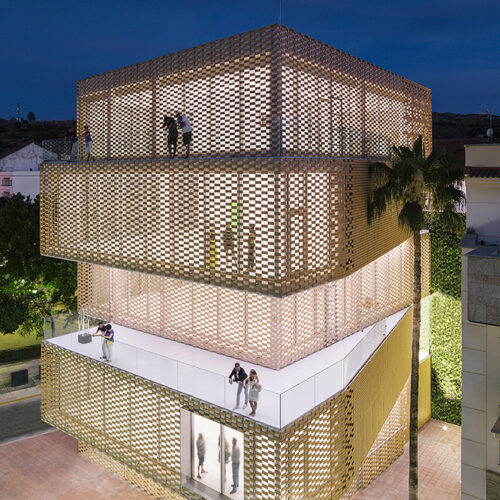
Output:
[{"xmin": 248, "ymin": 369, "xmax": 260, "ymax": 417}]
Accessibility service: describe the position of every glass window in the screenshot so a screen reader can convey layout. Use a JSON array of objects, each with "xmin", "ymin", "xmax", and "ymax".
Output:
[{"xmin": 181, "ymin": 410, "xmax": 244, "ymax": 500}]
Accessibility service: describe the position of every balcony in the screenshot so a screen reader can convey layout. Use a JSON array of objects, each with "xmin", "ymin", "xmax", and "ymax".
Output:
[
  {"xmin": 41, "ymin": 26, "xmax": 430, "ymax": 166},
  {"xmin": 40, "ymin": 157, "xmax": 410, "ymax": 296},
  {"xmin": 43, "ymin": 308, "xmax": 409, "ymax": 429}
]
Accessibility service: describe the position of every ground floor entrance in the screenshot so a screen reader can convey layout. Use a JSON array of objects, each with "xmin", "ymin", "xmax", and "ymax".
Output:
[{"xmin": 181, "ymin": 410, "xmax": 244, "ymax": 500}]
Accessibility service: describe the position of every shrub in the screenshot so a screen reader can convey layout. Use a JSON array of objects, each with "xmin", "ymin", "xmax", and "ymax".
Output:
[{"xmin": 0, "ymin": 344, "xmax": 41, "ymax": 363}]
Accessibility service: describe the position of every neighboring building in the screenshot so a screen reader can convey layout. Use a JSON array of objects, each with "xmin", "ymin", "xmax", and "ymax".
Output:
[
  {"xmin": 0, "ymin": 142, "xmax": 55, "ymax": 199},
  {"xmin": 461, "ymin": 144, "xmax": 500, "ymax": 500},
  {"xmin": 40, "ymin": 25, "xmax": 432, "ymax": 499}
]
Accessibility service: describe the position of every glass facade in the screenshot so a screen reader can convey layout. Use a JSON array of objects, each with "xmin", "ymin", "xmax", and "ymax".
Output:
[{"xmin": 181, "ymin": 410, "xmax": 244, "ymax": 499}]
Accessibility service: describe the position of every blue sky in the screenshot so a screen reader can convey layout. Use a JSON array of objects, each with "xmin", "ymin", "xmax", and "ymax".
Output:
[{"xmin": 1, "ymin": 0, "xmax": 499, "ymax": 120}]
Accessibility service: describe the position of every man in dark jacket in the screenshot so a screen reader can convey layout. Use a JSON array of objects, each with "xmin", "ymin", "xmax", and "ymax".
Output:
[{"xmin": 228, "ymin": 363, "xmax": 248, "ymax": 410}]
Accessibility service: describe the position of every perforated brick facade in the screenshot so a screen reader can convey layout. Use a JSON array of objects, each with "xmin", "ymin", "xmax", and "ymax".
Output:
[
  {"xmin": 41, "ymin": 308, "xmax": 412, "ymax": 500},
  {"xmin": 75, "ymin": 25, "xmax": 431, "ymax": 161},
  {"xmin": 40, "ymin": 158, "xmax": 411, "ymax": 296},
  {"xmin": 77, "ymin": 235, "xmax": 429, "ymax": 369},
  {"xmin": 41, "ymin": 25, "xmax": 432, "ymax": 500}
]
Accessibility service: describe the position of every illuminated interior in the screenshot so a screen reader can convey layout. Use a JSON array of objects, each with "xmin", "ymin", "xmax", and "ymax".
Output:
[
  {"xmin": 80, "ymin": 54, "xmax": 271, "ymax": 159},
  {"xmin": 41, "ymin": 158, "xmax": 410, "ymax": 297},
  {"xmin": 78, "ymin": 235, "xmax": 429, "ymax": 369},
  {"xmin": 74, "ymin": 25, "xmax": 431, "ymax": 160}
]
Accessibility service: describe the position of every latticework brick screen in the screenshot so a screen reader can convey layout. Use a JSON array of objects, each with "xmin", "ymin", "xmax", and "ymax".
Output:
[
  {"xmin": 75, "ymin": 25, "xmax": 431, "ymax": 161},
  {"xmin": 278, "ymin": 308, "xmax": 412, "ymax": 499},
  {"xmin": 41, "ymin": 308, "xmax": 412, "ymax": 500},
  {"xmin": 77, "ymin": 234, "xmax": 429, "ymax": 369},
  {"xmin": 42, "ymin": 342, "xmax": 282, "ymax": 500},
  {"xmin": 40, "ymin": 157, "xmax": 411, "ymax": 297}
]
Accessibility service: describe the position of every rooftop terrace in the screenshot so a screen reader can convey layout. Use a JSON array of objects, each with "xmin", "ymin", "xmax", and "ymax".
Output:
[{"xmin": 61, "ymin": 24, "xmax": 431, "ymax": 162}]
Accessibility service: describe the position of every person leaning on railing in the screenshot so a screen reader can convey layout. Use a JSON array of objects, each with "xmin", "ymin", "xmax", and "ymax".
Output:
[
  {"xmin": 82, "ymin": 126, "xmax": 93, "ymax": 160},
  {"xmin": 92, "ymin": 322, "xmax": 107, "ymax": 359}
]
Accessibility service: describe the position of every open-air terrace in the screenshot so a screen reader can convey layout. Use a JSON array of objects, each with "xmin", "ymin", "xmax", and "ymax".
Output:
[{"xmin": 44, "ymin": 308, "xmax": 408, "ymax": 429}]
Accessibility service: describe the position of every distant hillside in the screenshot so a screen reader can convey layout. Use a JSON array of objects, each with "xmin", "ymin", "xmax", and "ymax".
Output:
[
  {"xmin": 0, "ymin": 119, "xmax": 75, "ymax": 158},
  {"xmin": 432, "ymin": 112, "xmax": 500, "ymax": 169},
  {"xmin": 1, "ymin": 113, "xmax": 498, "ymax": 163},
  {"xmin": 433, "ymin": 112, "xmax": 500, "ymax": 139}
]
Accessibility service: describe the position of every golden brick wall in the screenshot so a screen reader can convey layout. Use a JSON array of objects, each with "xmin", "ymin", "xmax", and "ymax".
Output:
[
  {"xmin": 75, "ymin": 25, "xmax": 431, "ymax": 160},
  {"xmin": 278, "ymin": 309, "xmax": 412, "ymax": 499},
  {"xmin": 76, "ymin": 235, "xmax": 429, "ymax": 369},
  {"xmin": 41, "ymin": 308, "xmax": 413, "ymax": 500},
  {"xmin": 40, "ymin": 157, "xmax": 411, "ymax": 297},
  {"xmin": 41, "ymin": 342, "xmax": 282, "ymax": 499}
]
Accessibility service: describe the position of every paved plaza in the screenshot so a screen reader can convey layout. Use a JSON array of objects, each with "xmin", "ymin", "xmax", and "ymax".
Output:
[
  {"xmin": 0, "ymin": 429, "xmax": 151, "ymax": 500},
  {"xmin": 0, "ymin": 418, "xmax": 460, "ymax": 499},
  {"xmin": 353, "ymin": 419, "xmax": 461, "ymax": 500}
]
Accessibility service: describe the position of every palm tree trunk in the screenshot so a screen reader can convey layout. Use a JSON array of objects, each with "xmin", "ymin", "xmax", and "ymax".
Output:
[{"xmin": 409, "ymin": 229, "xmax": 421, "ymax": 499}]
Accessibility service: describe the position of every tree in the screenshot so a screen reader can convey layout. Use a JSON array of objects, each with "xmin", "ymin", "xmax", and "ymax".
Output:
[
  {"xmin": 27, "ymin": 111, "xmax": 36, "ymax": 121},
  {"xmin": 0, "ymin": 194, "xmax": 77, "ymax": 336},
  {"xmin": 367, "ymin": 136, "xmax": 463, "ymax": 499}
]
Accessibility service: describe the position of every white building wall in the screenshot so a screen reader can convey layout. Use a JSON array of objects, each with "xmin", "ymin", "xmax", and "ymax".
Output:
[
  {"xmin": 466, "ymin": 179, "xmax": 500, "ymax": 244},
  {"xmin": 0, "ymin": 142, "xmax": 46, "ymax": 171},
  {"xmin": 11, "ymin": 171, "xmax": 40, "ymax": 199},
  {"xmin": 462, "ymin": 146, "xmax": 500, "ymax": 500}
]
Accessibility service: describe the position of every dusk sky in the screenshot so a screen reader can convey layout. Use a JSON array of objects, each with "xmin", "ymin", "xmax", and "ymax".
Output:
[{"xmin": 1, "ymin": 0, "xmax": 499, "ymax": 120}]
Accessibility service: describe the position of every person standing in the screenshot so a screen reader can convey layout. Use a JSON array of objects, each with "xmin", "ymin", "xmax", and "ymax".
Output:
[
  {"xmin": 163, "ymin": 116, "xmax": 178, "ymax": 158},
  {"xmin": 223, "ymin": 222, "xmax": 236, "ymax": 263},
  {"xmin": 102, "ymin": 324, "xmax": 115, "ymax": 363},
  {"xmin": 176, "ymin": 112, "xmax": 192, "ymax": 158},
  {"xmin": 82, "ymin": 125, "xmax": 92, "ymax": 160},
  {"xmin": 92, "ymin": 322, "xmax": 108, "ymax": 361},
  {"xmin": 248, "ymin": 369, "xmax": 261, "ymax": 417},
  {"xmin": 230, "ymin": 437, "xmax": 240, "ymax": 495},
  {"xmin": 196, "ymin": 433, "xmax": 207, "ymax": 479},
  {"xmin": 228, "ymin": 363, "xmax": 248, "ymax": 410},
  {"xmin": 218, "ymin": 436, "xmax": 230, "ymax": 483},
  {"xmin": 206, "ymin": 224, "xmax": 218, "ymax": 271},
  {"xmin": 67, "ymin": 129, "xmax": 79, "ymax": 161},
  {"xmin": 246, "ymin": 224, "xmax": 256, "ymax": 272}
]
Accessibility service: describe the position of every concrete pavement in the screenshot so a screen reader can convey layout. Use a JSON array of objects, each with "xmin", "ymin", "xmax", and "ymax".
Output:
[{"xmin": 0, "ymin": 396, "xmax": 52, "ymax": 445}]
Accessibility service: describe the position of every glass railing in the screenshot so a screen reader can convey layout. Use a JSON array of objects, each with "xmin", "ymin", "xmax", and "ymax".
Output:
[
  {"xmin": 43, "ymin": 311, "xmax": 103, "ymax": 339},
  {"xmin": 42, "ymin": 138, "xmax": 77, "ymax": 161},
  {"xmin": 41, "ymin": 119, "xmax": 395, "ymax": 163},
  {"xmin": 279, "ymin": 318, "xmax": 387, "ymax": 425},
  {"xmin": 45, "ymin": 313, "xmax": 389, "ymax": 428},
  {"xmin": 46, "ymin": 330, "xmax": 282, "ymax": 428}
]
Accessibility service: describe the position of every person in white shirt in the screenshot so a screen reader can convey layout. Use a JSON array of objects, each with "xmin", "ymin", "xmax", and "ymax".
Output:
[
  {"xmin": 176, "ymin": 112, "xmax": 192, "ymax": 158},
  {"xmin": 230, "ymin": 438, "xmax": 240, "ymax": 494}
]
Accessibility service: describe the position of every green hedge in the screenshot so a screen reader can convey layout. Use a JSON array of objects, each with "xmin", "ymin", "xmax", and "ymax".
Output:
[
  {"xmin": 424, "ymin": 212, "xmax": 464, "ymax": 425},
  {"xmin": 425, "ymin": 212, "xmax": 465, "ymax": 298},
  {"xmin": 0, "ymin": 344, "xmax": 41, "ymax": 363},
  {"xmin": 429, "ymin": 292, "xmax": 462, "ymax": 425}
]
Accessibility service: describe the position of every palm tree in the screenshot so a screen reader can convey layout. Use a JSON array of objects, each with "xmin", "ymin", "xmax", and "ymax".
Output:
[{"xmin": 367, "ymin": 135, "xmax": 463, "ymax": 499}]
